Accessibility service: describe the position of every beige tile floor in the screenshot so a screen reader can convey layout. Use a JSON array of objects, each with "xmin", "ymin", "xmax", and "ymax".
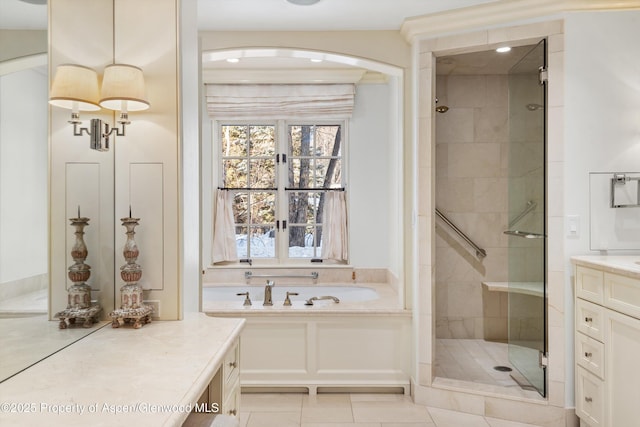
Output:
[{"xmin": 239, "ymin": 393, "xmax": 544, "ymax": 427}]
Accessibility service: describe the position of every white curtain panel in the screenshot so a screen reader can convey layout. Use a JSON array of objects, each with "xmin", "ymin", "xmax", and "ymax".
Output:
[
  {"xmin": 212, "ymin": 189, "xmax": 239, "ymax": 263},
  {"xmin": 205, "ymin": 84, "xmax": 355, "ymax": 119},
  {"xmin": 322, "ymin": 191, "xmax": 348, "ymax": 262}
]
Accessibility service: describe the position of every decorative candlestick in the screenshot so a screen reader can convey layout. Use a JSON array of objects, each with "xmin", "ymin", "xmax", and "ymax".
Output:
[
  {"xmin": 120, "ymin": 216, "xmax": 143, "ymax": 309},
  {"xmin": 109, "ymin": 213, "xmax": 153, "ymax": 329},
  {"xmin": 67, "ymin": 214, "xmax": 91, "ymax": 309},
  {"xmin": 54, "ymin": 209, "xmax": 102, "ymax": 328}
]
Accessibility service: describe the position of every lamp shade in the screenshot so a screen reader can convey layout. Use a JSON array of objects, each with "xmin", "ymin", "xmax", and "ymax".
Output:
[
  {"xmin": 49, "ymin": 64, "xmax": 101, "ymax": 111},
  {"xmin": 99, "ymin": 64, "xmax": 150, "ymax": 112}
]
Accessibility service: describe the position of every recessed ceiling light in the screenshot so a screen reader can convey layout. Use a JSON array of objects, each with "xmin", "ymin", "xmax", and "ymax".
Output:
[
  {"xmin": 496, "ymin": 46, "xmax": 511, "ymax": 53},
  {"xmin": 286, "ymin": 0, "xmax": 321, "ymax": 5},
  {"xmin": 226, "ymin": 58, "xmax": 240, "ymax": 63}
]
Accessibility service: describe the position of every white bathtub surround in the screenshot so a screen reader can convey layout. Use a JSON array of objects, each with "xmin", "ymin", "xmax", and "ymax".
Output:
[
  {"xmin": 237, "ymin": 313, "xmax": 411, "ymax": 395},
  {"xmin": 202, "ymin": 282, "xmax": 398, "ymax": 313},
  {"xmin": 205, "ymin": 282, "xmax": 410, "ymax": 395},
  {"xmin": 0, "ymin": 314, "xmax": 245, "ymax": 426}
]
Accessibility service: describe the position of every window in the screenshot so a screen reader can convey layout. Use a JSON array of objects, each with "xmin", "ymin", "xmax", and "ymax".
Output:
[{"xmin": 219, "ymin": 121, "xmax": 345, "ymax": 263}]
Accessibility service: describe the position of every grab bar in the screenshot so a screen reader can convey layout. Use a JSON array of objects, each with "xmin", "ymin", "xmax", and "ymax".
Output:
[
  {"xmin": 509, "ymin": 200, "xmax": 537, "ymax": 227},
  {"xmin": 435, "ymin": 208, "xmax": 487, "ymax": 258},
  {"xmin": 503, "ymin": 230, "xmax": 546, "ymax": 239},
  {"xmin": 245, "ymin": 271, "xmax": 319, "ymax": 280}
]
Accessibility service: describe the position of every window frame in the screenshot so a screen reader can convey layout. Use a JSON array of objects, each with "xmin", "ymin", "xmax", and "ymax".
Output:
[{"xmin": 214, "ymin": 119, "xmax": 348, "ymax": 266}]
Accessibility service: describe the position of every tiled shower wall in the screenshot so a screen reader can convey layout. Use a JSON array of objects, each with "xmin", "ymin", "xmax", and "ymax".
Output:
[{"xmin": 434, "ymin": 73, "xmax": 510, "ymax": 340}]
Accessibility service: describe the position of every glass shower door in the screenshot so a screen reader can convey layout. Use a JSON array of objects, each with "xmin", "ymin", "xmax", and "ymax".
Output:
[{"xmin": 506, "ymin": 40, "xmax": 547, "ymax": 396}]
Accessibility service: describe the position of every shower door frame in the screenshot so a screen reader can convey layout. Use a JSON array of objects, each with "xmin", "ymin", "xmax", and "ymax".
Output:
[{"xmin": 506, "ymin": 38, "xmax": 548, "ymax": 397}]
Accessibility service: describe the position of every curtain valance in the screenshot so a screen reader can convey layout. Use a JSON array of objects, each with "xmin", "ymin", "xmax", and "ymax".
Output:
[{"xmin": 205, "ymin": 84, "xmax": 355, "ymax": 119}]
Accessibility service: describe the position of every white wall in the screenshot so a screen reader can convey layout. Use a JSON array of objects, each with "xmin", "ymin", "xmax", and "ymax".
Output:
[
  {"xmin": 564, "ymin": 9, "xmax": 640, "ymax": 405},
  {"xmin": 349, "ymin": 82, "xmax": 393, "ymax": 270},
  {"xmin": 0, "ymin": 68, "xmax": 48, "ymax": 283},
  {"xmin": 180, "ymin": 0, "xmax": 200, "ymax": 313},
  {"xmin": 564, "ymin": 10, "xmax": 640, "ymax": 257}
]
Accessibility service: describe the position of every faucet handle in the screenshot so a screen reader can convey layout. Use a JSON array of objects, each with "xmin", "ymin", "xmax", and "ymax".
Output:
[
  {"xmin": 236, "ymin": 292, "xmax": 252, "ymax": 306},
  {"xmin": 283, "ymin": 292, "xmax": 299, "ymax": 306}
]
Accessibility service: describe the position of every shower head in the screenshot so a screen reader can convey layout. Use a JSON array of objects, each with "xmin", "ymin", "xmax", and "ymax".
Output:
[
  {"xmin": 526, "ymin": 103, "xmax": 543, "ymax": 111},
  {"xmin": 435, "ymin": 97, "xmax": 449, "ymax": 113}
]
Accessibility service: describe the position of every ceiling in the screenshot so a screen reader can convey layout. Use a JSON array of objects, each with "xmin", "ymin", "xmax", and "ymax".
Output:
[
  {"xmin": 1, "ymin": 0, "xmax": 498, "ymax": 31},
  {"xmin": 436, "ymin": 45, "xmax": 537, "ymax": 76},
  {"xmin": 3, "ymin": 0, "xmax": 519, "ymax": 83},
  {"xmin": 197, "ymin": 0, "xmax": 497, "ymax": 31}
]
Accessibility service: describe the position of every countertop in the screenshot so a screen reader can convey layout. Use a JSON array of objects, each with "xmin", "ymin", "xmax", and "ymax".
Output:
[
  {"xmin": 0, "ymin": 313, "xmax": 245, "ymax": 427},
  {"xmin": 571, "ymin": 255, "xmax": 640, "ymax": 280}
]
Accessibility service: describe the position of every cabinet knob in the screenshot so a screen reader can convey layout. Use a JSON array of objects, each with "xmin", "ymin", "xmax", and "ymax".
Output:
[
  {"xmin": 584, "ymin": 316, "xmax": 593, "ymax": 323},
  {"xmin": 228, "ymin": 409, "xmax": 237, "ymax": 416},
  {"xmin": 585, "ymin": 397, "xmax": 593, "ymax": 403},
  {"xmin": 584, "ymin": 352, "xmax": 592, "ymax": 358},
  {"xmin": 229, "ymin": 361, "xmax": 237, "ymax": 368}
]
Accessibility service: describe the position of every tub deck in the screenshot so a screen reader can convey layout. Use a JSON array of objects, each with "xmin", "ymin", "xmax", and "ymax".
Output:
[{"xmin": 202, "ymin": 282, "xmax": 407, "ymax": 315}]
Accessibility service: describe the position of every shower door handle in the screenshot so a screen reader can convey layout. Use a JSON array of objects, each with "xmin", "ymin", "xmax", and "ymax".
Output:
[{"xmin": 503, "ymin": 230, "xmax": 546, "ymax": 239}]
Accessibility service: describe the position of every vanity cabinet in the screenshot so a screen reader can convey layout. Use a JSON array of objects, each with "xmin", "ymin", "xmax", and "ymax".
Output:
[
  {"xmin": 184, "ymin": 338, "xmax": 240, "ymax": 426},
  {"xmin": 573, "ymin": 260, "xmax": 640, "ymax": 427},
  {"xmin": 200, "ymin": 338, "xmax": 240, "ymax": 416}
]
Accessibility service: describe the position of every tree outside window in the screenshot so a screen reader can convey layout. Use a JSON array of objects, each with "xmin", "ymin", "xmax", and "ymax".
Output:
[{"xmin": 219, "ymin": 122, "xmax": 344, "ymax": 262}]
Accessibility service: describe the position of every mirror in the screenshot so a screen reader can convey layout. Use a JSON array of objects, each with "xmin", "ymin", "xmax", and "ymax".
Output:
[{"xmin": 0, "ymin": 3, "xmax": 106, "ymax": 383}]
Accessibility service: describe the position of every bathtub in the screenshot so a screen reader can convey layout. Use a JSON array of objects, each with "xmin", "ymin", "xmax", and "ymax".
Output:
[
  {"xmin": 203, "ymin": 284, "xmax": 379, "ymax": 307},
  {"xmin": 202, "ymin": 282, "xmax": 411, "ymax": 394}
]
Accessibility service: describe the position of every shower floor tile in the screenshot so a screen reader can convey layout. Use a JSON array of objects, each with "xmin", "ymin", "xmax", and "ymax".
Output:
[{"xmin": 435, "ymin": 339, "xmax": 521, "ymax": 389}]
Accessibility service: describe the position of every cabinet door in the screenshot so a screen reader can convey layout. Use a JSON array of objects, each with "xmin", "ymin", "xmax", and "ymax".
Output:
[
  {"xmin": 576, "ymin": 266, "xmax": 604, "ymax": 305},
  {"xmin": 575, "ymin": 366, "xmax": 604, "ymax": 427},
  {"xmin": 222, "ymin": 376, "xmax": 240, "ymax": 418},
  {"xmin": 575, "ymin": 332, "xmax": 604, "ymax": 379},
  {"xmin": 604, "ymin": 273, "xmax": 640, "ymax": 320},
  {"xmin": 604, "ymin": 310, "xmax": 640, "ymax": 427},
  {"xmin": 224, "ymin": 340, "xmax": 240, "ymax": 387},
  {"xmin": 576, "ymin": 298, "xmax": 605, "ymax": 342}
]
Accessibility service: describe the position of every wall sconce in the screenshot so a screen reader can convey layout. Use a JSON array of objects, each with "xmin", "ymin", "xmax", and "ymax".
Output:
[{"xmin": 49, "ymin": 64, "xmax": 150, "ymax": 151}]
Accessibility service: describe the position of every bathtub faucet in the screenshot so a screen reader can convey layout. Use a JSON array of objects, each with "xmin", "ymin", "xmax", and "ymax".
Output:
[
  {"xmin": 304, "ymin": 295, "xmax": 340, "ymax": 306},
  {"xmin": 263, "ymin": 280, "xmax": 275, "ymax": 306}
]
